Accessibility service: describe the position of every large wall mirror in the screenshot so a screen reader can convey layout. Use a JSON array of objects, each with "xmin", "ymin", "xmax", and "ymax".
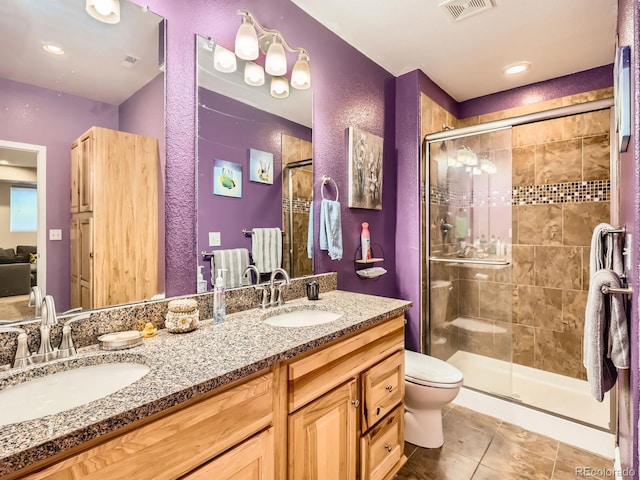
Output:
[
  {"xmin": 196, "ymin": 34, "xmax": 313, "ymax": 288},
  {"xmin": 0, "ymin": 0, "xmax": 165, "ymax": 321}
]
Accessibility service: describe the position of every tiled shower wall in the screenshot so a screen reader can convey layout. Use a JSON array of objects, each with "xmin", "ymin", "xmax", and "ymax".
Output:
[
  {"xmin": 423, "ymin": 88, "xmax": 613, "ymax": 380},
  {"xmin": 281, "ymin": 134, "xmax": 313, "ymax": 278}
]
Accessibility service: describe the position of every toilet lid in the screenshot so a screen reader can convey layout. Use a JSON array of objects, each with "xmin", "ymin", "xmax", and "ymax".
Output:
[{"xmin": 404, "ymin": 350, "xmax": 463, "ymax": 386}]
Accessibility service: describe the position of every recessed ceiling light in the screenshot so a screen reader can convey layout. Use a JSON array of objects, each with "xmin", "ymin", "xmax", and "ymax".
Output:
[
  {"xmin": 503, "ymin": 62, "xmax": 531, "ymax": 75},
  {"xmin": 42, "ymin": 43, "xmax": 65, "ymax": 55}
]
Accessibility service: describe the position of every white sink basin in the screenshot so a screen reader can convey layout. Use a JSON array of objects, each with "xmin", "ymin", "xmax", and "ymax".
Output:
[
  {"xmin": 263, "ymin": 309, "xmax": 342, "ymax": 328},
  {"xmin": 0, "ymin": 362, "xmax": 150, "ymax": 425}
]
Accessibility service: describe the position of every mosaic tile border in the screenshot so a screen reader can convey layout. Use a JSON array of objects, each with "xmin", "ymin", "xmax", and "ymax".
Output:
[
  {"xmin": 430, "ymin": 180, "xmax": 610, "ymax": 206},
  {"xmin": 282, "ymin": 197, "xmax": 311, "ymax": 213}
]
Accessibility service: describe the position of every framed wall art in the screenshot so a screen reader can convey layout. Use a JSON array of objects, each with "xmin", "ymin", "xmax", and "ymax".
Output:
[
  {"xmin": 249, "ymin": 148, "xmax": 273, "ymax": 184},
  {"xmin": 347, "ymin": 126, "xmax": 383, "ymax": 210},
  {"xmin": 213, "ymin": 159, "xmax": 242, "ymax": 198}
]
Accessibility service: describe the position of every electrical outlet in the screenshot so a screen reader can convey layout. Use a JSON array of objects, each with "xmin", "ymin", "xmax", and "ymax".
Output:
[
  {"xmin": 209, "ymin": 232, "xmax": 221, "ymax": 247},
  {"xmin": 49, "ymin": 229, "xmax": 62, "ymax": 241}
]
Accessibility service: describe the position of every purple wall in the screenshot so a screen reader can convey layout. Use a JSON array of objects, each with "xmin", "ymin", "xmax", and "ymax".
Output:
[
  {"xmin": 119, "ymin": 73, "xmax": 166, "ymax": 295},
  {"xmin": 143, "ymin": 0, "xmax": 398, "ymax": 300},
  {"xmin": 0, "ymin": 78, "xmax": 118, "ymax": 311},
  {"xmin": 459, "ymin": 65, "xmax": 613, "ymax": 118},
  {"xmin": 197, "ymin": 87, "xmax": 311, "ymax": 288},
  {"xmin": 615, "ymin": 0, "xmax": 638, "ymax": 477}
]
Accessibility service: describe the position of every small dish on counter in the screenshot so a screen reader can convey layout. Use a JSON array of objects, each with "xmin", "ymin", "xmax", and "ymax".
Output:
[{"xmin": 98, "ymin": 331, "xmax": 143, "ymax": 350}]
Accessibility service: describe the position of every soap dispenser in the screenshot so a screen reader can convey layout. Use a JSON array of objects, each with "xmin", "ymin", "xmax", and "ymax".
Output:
[
  {"xmin": 213, "ymin": 269, "xmax": 227, "ymax": 323},
  {"xmin": 197, "ymin": 266, "xmax": 207, "ymax": 293}
]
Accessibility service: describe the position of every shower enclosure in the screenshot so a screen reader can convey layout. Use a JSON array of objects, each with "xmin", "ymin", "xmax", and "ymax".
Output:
[
  {"xmin": 282, "ymin": 159, "xmax": 313, "ymax": 278},
  {"xmin": 424, "ymin": 99, "xmax": 614, "ymax": 430}
]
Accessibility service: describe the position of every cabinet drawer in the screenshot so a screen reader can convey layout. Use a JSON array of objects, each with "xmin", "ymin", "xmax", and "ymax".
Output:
[
  {"xmin": 362, "ymin": 350, "xmax": 404, "ymax": 431},
  {"xmin": 182, "ymin": 427, "xmax": 274, "ymax": 480},
  {"xmin": 360, "ymin": 405, "xmax": 406, "ymax": 480},
  {"xmin": 24, "ymin": 372, "xmax": 273, "ymax": 480}
]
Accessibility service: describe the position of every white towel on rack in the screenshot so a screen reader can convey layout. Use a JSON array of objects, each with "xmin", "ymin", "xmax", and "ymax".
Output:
[
  {"xmin": 583, "ymin": 268, "xmax": 629, "ymax": 402},
  {"xmin": 252, "ymin": 228, "xmax": 282, "ymax": 273},
  {"xmin": 589, "ymin": 223, "xmax": 624, "ymax": 279},
  {"xmin": 211, "ymin": 248, "xmax": 250, "ymax": 288}
]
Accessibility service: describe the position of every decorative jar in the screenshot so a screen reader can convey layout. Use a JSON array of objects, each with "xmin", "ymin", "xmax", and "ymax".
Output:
[{"xmin": 165, "ymin": 298, "xmax": 199, "ymax": 333}]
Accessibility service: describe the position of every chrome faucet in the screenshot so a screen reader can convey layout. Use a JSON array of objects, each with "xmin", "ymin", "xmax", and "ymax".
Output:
[
  {"xmin": 242, "ymin": 265, "xmax": 261, "ymax": 286},
  {"xmin": 28, "ymin": 286, "xmax": 43, "ymax": 317},
  {"xmin": 243, "ymin": 265, "xmax": 271, "ymax": 309},
  {"xmin": 32, "ymin": 295, "xmax": 57, "ymax": 363},
  {"xmin": 0, "ymin": 326, "xmax": 31, "ymax": 368},
  {"xmin": 269, "ymin": 268, "xmax": 291, "ymax": 307}
]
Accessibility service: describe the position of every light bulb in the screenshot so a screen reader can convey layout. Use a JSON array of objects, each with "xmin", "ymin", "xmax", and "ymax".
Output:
[
  {"xmin": 94, "ymin": 0, "xmax": 114, "ymax": 15},
  {"xmin": 265, "ymin": 36, "xmax": 287, "ymax": 76},
  {"xmin": 290, "ymin": 52, "xmax": 310, "ymax": 90},
  {"xmin": 244, "ymin": 62, "xmax": 265, "ymax": 86},
  {"xmin": 270, "ymin": 76, "xmax": 289, "ymax": 99},
  {"xmin": 213, "ymin": 44, "xmax": 237, "ymax": 73},
  {"xmin": 235, "ymin": 16, "xmax": 259, "ymax": 60},
  {"xmin": 85, "ymin": 0, "xmax": 120, "ymax": 24}
]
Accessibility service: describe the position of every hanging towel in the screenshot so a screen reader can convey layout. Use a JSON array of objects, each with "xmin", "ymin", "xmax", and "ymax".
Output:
[
  {"xmin": 307, "ymin": 200, "xmax": 314, "ymax": 259},
  {"xmin": 583, "ymin": 268, "xmax": 629, "ymax": 402},
  {"xmin": 319, "ymin": 199, "xmax": 343, "ymax": 260},
  {"xmin": 589, "ymin": 223, "xmax": 624, "ymax": 279},
  {"xmin": 252, "ymin": 228, "xmax": 282, "ymax": 273},
  {"xmin": 211, "ymin": 248, "xmax": 250, "ymax": 288}
]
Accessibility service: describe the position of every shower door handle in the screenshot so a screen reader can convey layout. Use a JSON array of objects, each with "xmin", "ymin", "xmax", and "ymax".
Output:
[{"xmin": 429, "ymin": 256, "xmax": 510, "ymax": 266}]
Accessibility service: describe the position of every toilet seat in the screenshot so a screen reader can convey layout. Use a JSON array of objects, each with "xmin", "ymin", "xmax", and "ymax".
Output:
[{"xmin": 404, "ymin": 350, "xmax": 463, "ymax": 388}]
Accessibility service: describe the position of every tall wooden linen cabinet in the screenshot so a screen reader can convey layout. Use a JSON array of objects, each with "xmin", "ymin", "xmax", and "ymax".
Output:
[{"xmin": 70, "ymin": 126, "xmax": 159, "ymax": 310}]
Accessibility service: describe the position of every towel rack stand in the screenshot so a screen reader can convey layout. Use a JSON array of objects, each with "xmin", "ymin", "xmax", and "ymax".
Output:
[
  {"xmin": 601, "ymin": 285, "xmax": 633, "ymax": 295},
  {"xmin": 320, "ymin": 175, "xmax": 339, "ymax": 201},
  {"xmin": 601, "ymin": 226, "xmax": 626, "ymax": 236},
  {"xmin": 242, "ymin": 229, "xmax": 285, "ymax": 237}
]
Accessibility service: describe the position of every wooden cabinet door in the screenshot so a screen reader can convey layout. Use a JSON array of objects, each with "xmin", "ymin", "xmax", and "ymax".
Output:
[
  {"xmin": 78, "ymin": 216, "xmax": 93, "ymax": 310},
  {"xmin": 289, "ymin": 379, "xmax": 358, "ymax": 480},
  {"xmin": 79, "ymin": 134, "xmax": 93, "ymax": 212},
  {"xmin": 182, "ymin": 428, "xmax": 274, "ymax": 480},
  {"xmin": 70, "ymin": 217, "xmax": 80, "ymax": 309},
  {"xmin": 70, "ymin": 143, "xmax": 80, "ymax": 213}
]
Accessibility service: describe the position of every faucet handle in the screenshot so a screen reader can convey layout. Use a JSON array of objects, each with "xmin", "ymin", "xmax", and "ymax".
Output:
[
  {"xmin": 58, "ymin": 325, "xmax": 77, "ymax": 358},
  {"xmin": 40, "ymin": 295, "xmax": 57, "ymax": 326},
  {"xmin": 13, "ymin": 332, "xmax": 32, "ymax": 368}
]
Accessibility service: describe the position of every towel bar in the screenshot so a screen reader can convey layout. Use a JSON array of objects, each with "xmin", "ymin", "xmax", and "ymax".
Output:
[
  {"xmin": 601, "ymin": 285, "xmax": 633, "ymax": 295},
  {"xmin": 242, "ymin": 229, "xmax": 285, "ymax": 237},
  {"xmin": 601, "ymin": 226, "xmax": 626, "ymax": 236}
]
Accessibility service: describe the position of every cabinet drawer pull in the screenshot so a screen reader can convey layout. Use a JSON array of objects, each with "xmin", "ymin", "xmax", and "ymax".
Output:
[
  {"xmin": 352, "ymin": 399, "xmax": 360, "ymax": 408},
  {"xmin": 376, "ymin": 407, "xmax": 381, "ymax": 416},
  {"xmin": 385, "ymin": 385, "xmax": 393, "ymax": 392},
  {"xmin": 384, "ymin": 443, "xmax": 392, "ymax": 453}
]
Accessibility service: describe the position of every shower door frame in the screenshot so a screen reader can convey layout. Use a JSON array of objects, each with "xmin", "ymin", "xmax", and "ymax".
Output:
[{"xmin": 420, "ymin": 97, "xmax": 616, "ymax": 429}]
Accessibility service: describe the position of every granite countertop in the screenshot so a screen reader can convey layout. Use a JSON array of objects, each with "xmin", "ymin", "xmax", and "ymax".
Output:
[{"xmin": 0, "ymin": 290, "xmax": 410, "ymax": 476}]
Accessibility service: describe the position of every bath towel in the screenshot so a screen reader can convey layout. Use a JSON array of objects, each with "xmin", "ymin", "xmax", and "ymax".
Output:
[
  {"xmin": 583, "ymin": 268, "xmax": 629, "ymax": 402},
  {"xmin": 590, "ymin": 223, "xmax": 624, "ymax": 279},
  {"xmin": 307, "ymin": 200, "xmax": 314, "ymax": 259},
  {"xmin": 251, "ymin": 228, "xmax": 282, "ymax": 273},
  {"xmin": 211, "ymin": 248, "xmax": 250, "ymax": 288},
  {"xmin": 319, "ymin": 199, "xmax": 342, "ymax": 260}
]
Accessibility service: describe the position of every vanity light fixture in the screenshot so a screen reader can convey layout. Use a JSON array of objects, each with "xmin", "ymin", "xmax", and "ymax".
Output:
[
  {"xmin": 213, "ymin": 44, "xmax": 237, "ymax": 73},
  {"xmin": 503, "ymin": 62, "xmax": 531, "ymax": 75},
  {"xmin": 244, "ymin": 61, "xmax": 265, "ymax": 86},
  {"xmin": 85, "ymin": 0, "xmax": 120, "ymax": 24},
  {"xmin": 234, "ymin": 10, "xmax": 311, "ymax": 93}
]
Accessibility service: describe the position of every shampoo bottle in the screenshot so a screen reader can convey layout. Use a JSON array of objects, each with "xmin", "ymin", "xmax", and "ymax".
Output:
[
  {"xmin": 197, "ymin": 266, "xmax": 207, "ymax": 293},
  {"xmin": 213, "ymin": 269, "xmax": 227, "ymax": 323},
  {"xmin": 361, "ymin": 222, "xmax": 371, "ymax": 260}
]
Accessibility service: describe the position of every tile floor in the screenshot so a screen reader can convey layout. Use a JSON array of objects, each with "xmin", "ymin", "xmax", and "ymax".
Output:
[{"xmin": 396, "ymin": 404, "xmax": 614, "ymax": 480}]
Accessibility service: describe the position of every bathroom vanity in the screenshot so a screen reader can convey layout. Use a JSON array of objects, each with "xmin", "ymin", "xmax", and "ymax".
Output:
[{"xmin": 0, "ymin": 289, "xmax": 410, "ymax": 480}]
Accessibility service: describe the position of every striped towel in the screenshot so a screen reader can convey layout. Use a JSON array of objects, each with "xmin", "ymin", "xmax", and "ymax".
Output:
[
  {"xmin": 251, "ymin": 228, "xmax": 282, "ymax": 273},
  {"xmin": 211, "ymin": 248, "xmax": 250, "ymax": 288}
]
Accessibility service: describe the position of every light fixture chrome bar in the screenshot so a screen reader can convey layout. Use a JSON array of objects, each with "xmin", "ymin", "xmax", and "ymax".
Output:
[
  {"xmin": 425, "ymin": 98, "xmax": 613, "ymax": 142},
  {"xmin": 237, "ymin": 10, "xmax": 309, "ymax": 59}
]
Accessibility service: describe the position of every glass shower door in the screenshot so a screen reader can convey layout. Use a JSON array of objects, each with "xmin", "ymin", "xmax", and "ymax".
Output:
[{"xmin": 427, "ymin": 127, "xmax": 513, "ymax": 399}]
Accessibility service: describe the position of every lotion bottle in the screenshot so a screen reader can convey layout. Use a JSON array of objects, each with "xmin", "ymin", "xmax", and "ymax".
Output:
[
  {"xmin": 213, "ymin": 269, "xmax": 227, "ymax": 323},
  {"xmin": 361, "ymin": 222, "xmax": 371, "ymax": 260},
  {"xmin": 197, "ymin": 266, "xmax": 207, "ymax": 293}
]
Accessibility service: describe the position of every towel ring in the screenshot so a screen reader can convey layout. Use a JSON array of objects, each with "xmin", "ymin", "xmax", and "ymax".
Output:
[{"xmin": 321, "ymin": 175, "xmax": 339, "ymax": 202}]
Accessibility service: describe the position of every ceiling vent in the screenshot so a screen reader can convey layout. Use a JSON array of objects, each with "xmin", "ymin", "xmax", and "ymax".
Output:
[{"xmin": 439, "ymin": 0, "xmax": 495, "ymax": 23}]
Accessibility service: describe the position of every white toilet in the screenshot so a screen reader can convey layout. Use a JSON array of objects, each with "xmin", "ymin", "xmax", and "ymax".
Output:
[{"xmin": 404, "ymin": 350, "xmax": 463, "ymax": 448}]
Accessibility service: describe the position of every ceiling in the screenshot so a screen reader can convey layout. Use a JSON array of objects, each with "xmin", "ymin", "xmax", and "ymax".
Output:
[
  {"xmin": 292, "ymin": 0, "xmax": 618, "ymax": 102},
  {"xmin": 0, "ymin": 0, "xmax": 163, "ymax": 105}
]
